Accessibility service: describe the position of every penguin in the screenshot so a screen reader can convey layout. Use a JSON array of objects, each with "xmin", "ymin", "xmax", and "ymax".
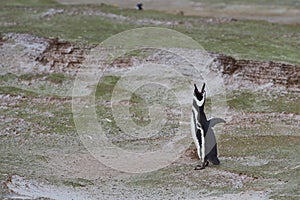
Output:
[
  {"xmin": 191, "ymin": 83, "xmax": 225, "ymax": 170},
  {"xmin": 136, "ymin": 3, "xmax": 143, "ymax": 10}
]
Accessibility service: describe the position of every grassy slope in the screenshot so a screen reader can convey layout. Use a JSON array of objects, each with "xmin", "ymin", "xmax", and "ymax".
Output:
[{"xmin": 0, "ymin": 1, "xmax": 299, "ymax": 65}]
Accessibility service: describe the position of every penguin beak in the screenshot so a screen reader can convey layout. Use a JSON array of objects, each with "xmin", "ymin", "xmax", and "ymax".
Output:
[
  {"xmin": 194, "ymin": 83, "xmax": 205, "ymax": 94},
  {"xmin": 194, "ymin": 83, "xmax": 204, "ymax": 101},
  {"xmin": 194, "ymin": 84, "xmax": 199, "ymax": 92},
  {"xmin": 201, "ymin": 83, "xmax": 206, "ymax": 94}
]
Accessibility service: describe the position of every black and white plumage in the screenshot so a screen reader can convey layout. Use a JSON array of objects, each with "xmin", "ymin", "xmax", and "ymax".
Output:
[
  {"xmin": 191, "ymin": 83, "xmax": 225, "ymax": 170},
  {"xmin": 136, "ymin": 3, "xmax": 143, "ymax": 10}
]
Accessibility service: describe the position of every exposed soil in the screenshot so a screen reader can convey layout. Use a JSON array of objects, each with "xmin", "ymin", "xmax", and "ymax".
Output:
[
  {"xmin": 215, "ymin": 54, "xmax": 300, "ymax": 93},
  {"xmin": 1, "ymin": 33, "xmax": 89, "ymax": 76},
  {"xmin": 3, "ymin": 32, "xmax": 299, "ymax": 90},
  {"xmin": 35, "ymin": 38, "xmax": 85, "ymax": 74}
]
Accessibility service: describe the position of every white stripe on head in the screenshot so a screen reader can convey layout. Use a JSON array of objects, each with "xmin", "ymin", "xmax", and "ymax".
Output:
[{"xmin": 193, "ymin": 91, "xmax": 206, "ymax": 107}]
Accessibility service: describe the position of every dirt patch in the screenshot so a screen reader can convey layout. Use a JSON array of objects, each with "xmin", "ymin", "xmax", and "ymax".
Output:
[
  {"xmin": 36, "ymin": 38, "xmax": 86, "ymax": 75},
  {"xmin": 41, "ymin": 8, "xmax": 65, "ymax": 20},
  {"xmin": 0, "ymin": 33, "xmax": 89, "ymax": 76},
  {"xmin": 3, "ymin": 175, "xmax": 91, "ymax": 199},
  {"xmin": 2, "ymin": 173, "xmax": 267, "ymax": 200}
]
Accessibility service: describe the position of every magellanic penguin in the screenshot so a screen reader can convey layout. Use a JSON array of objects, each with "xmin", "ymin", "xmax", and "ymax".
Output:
[
  {"xmin": 191, "ymin": 83, "xmax": 225, "ymax": 170},
  {"xmin": 136, "ymin": 3, "xmax": 143, "ymax": 10}
]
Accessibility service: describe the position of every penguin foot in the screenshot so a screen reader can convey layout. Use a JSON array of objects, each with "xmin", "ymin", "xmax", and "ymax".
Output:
[
  {"xmin": 194, "ymin": 165, "xmax": 205, "ymax": 170},
  {"xmin": 194, "ymin": 161, "xmax": 209, "ymax": 170},
  {"xmin": 205, "ymin": 161, "xmax": 209, "ymax": 167}
]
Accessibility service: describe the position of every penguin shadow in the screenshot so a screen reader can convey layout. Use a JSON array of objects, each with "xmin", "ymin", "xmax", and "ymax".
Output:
[{"xmin": 184, "ymin": 145, "xmax": 222, "ymax": 170}]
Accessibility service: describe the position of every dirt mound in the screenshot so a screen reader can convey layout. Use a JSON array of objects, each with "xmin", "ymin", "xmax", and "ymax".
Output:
[
  {"xmin": 215, "ymin": 54, "xmax": 300, "ymax": 93},
  {"xmin": 2, "ymin": 33, "xmax": 299, "ymax": 94},
  {"xmin": 36, "ymin": 38, "xmax": 299, "ymax": 94},
  {"xmin": 36, "ymin": 38, "xmax": 86, "ymax": 75},
  {"xmin": 0, "ymin": 33, "xmax": 88, "ymax": 75}
]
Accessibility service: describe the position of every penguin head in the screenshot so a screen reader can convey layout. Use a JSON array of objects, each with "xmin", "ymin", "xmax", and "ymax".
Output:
[{"xmin": 194, "ymin": 83, "xmax": 206, "ymax": 102}]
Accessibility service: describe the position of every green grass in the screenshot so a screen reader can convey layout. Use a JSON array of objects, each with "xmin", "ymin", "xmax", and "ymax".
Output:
[
  {"xmin": 129, "ymin": 93, "xmax": 151, "ymax": 126},
  {"xmin": 220, "ymin": 135, "xmax": 299, "ymax": 158},
  {"xmin": 0, "ymin": 86, "xmax": 38, "ymax": 97},
  {"xmin": 95, "ymin": 75, "xmax": 153, "ymax": 133},
  {"xmin": 178, "ymin": 20, "xmax": 300, "ymax": 64},
  {"xmin": 0, "ymin": 0, "xmax": 58, "ymax": 6},
  {"xmin": 1, "ymin": 2, "xmax": 299, "ymax": 64},
  {"xmin": 97, "ymin": 3, "xmax": 187, "ymax": 21},
  {"xmin": 95, "ymin": 75, "xmax": 181, "ymax": 143},
  {"xmin": 95, "ymin": 75, "xmax": 120, "ymax": 99},
  {"xmin": 46, "ymin": 73, "xmax": 65, "ymax": 84},
  {"xmin": 19, "ymin": 73, "xmax": 46, "ymax": 81},
  {"xmin": 219, "ymin": 134, "xmax": 300, "ymax": 180},
  {"xmin": 0, "ymin": 10, "xmax": 136, "ymax": 42},
  {"xmin": 0, "ymin": 73, "xmax": 74, "ymax": 97},
  {"xmin": 0, "ymin": 94, "xmax": 75, "ymax": 135},
  {"xmin": 227, "ymin": 90, "xmax": 300, "ymax": 114},
  {"xmin": 63, "ymin": 178, "xmax": 94, "ymax": 188},
  {"xmin": 0, "ymin": 72, "xmax": 75, "ymax": 135},
  {"xmin": 192, "ymin": 0, "xmax": 300, "ymax": 8}
]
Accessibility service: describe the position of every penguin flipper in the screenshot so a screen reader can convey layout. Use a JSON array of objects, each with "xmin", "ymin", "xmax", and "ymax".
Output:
[{"xmin": 208, "ymin": 118, "xmax": 225, "ymax": 128}]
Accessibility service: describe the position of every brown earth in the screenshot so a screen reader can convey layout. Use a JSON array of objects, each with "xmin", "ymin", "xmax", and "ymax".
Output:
[
  {"xmin": 214, "ymin": 54, "xmax": 300, "ymax": 93},
  {"xmin": 4, "ymin": 32, "xmax": 297, "ymax": 90}
]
